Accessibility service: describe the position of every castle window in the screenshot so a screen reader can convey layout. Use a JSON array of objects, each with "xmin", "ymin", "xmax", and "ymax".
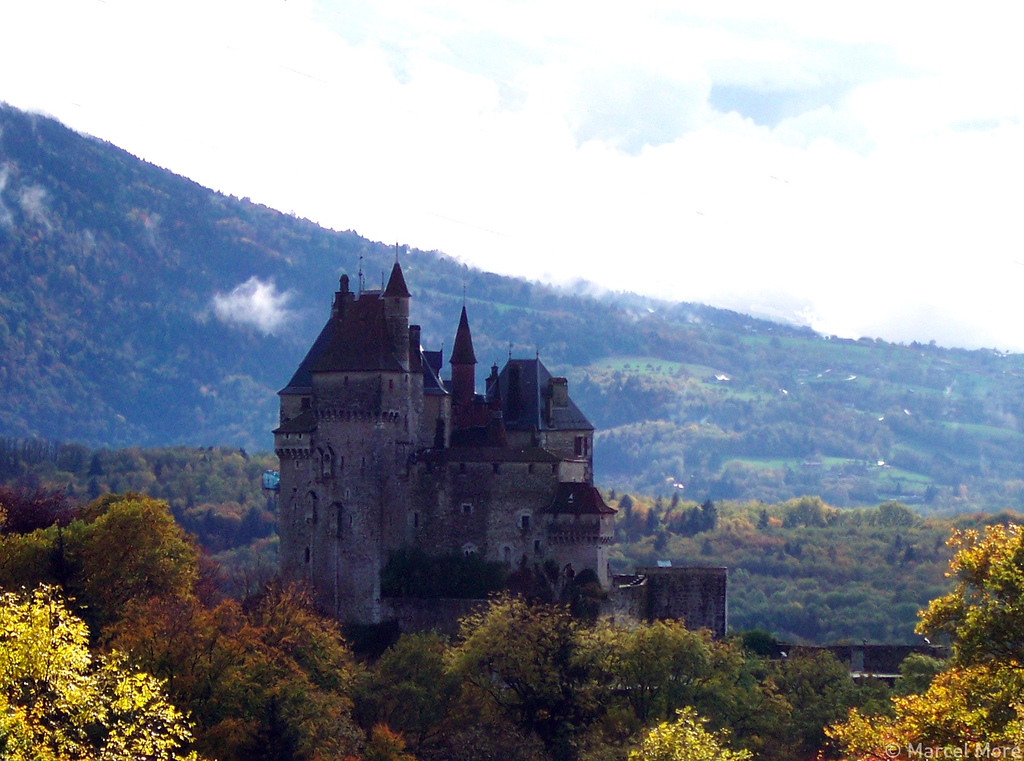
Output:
[
  {"xmin": 304, "ymin": 547, "xmax": 310, "ymax": 564},
  {"xmin": 295, "ymin": 460, "xmax": 301, "ymax": 469},
  {"xmin": 551, "ymin": 464, "xmax": 558, "ymax": 475},
  {"xmin": 413, "ymin": 511, "xmax": 420, "ymax": 528},
  {"xmin": 503, "ymin": 546, "xmax": 512, "ymax": 566},
  {"xmin": 575, "ymin": 436, "xmax": 584, "ymax": 456},
  {"xmin": 534, "ymin": 539, "xmax": 541, "ymax": 553},
  {"xmin": 528, "ymin": 463, "xmax": 534, "ymax": 474},
  {"xmin": 344, "ymin": 376, "xmax": 349, "ymax": 386},
  {"xmin": 492, "ymin": 463, "xmax": 500, "ymax": 474},
  {"xmin": 389, "ymin": 378, "xmax": 394, "ymax": 390},
  {"xmin": 459, "ymin": 463, "xmax": 466, "ymax": 474},
  {"xmin": 301, "ymin": 397, "xmax": 311, "ymax": 410},
  {"xmin": 461, "ymin": 502, "xmax": 473, "ymax": 515},
  {"xmin": 519, "ymin": 514, "xmax": 531, "ymax": 531},
  {"xmin": 333, "ymin": 504, "xmax": 344, "ymax": 538}
]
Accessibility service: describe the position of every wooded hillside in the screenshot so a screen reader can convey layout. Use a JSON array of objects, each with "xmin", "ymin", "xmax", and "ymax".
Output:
[{"xmin": 4, "ymin": 102, "xmax": 1024, "ymax": 512}]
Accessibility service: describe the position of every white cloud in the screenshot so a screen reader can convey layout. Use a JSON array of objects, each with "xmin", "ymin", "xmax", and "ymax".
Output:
[
  {"xmin": 1, "ymin": 1, "xmax": 1023, "ymax": 350},
  {"xmin": 212, "ymin": 277, "xmax": 295, "ymax": 335},
  {"xmin": 18, "ymin": 185, "xmax": 51, "ymax": 230},
  {"xmin": 0, "ymin": 164, "xmax": 13, "ymax": 229}
]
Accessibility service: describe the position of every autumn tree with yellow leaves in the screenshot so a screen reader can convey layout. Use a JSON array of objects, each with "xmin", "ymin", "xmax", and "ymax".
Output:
[
  {"xmin": 829, "ymin": 523, "xmax": 1024, "ymax": 758},
  {"xmin": 0, "ymin": 586, "xmax": 201, "ymax": 761}
]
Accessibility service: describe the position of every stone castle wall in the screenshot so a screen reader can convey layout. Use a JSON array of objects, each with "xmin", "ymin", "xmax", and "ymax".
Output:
[{"xmin": 637, "ymin": 566, "xmax": 728, "ymax": 636}]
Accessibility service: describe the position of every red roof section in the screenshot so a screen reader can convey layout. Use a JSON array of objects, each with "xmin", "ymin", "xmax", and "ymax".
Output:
[{"xmin": 544, "ymin": 483, "xmax": 616, "ymax": 515}]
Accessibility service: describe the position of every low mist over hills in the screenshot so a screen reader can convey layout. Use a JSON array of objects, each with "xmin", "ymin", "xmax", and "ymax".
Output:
[{"xmin": 4, "ymin": 103, "xmax": 1024, "ymax": 512}]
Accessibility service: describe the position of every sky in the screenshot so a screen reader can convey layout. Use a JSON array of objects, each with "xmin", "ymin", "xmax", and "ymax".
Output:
[{"xmin": 2, "ymin": 1, "xmax": 1023, "ymax": 350}]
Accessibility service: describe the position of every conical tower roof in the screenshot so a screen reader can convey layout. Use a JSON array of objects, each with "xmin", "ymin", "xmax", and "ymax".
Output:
[
  {"xmin": 450, "ymin": 306, "xmax": 477, "ymax": 365},
  {"xmin": 383, "ymin": 261, "xmax": 411, "ymax": 298}
]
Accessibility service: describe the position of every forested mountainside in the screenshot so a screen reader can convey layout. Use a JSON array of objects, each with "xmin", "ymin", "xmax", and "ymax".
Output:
[{"xmin": 4, "ymin": 102, "xmax": 1024, "ymax": 511}]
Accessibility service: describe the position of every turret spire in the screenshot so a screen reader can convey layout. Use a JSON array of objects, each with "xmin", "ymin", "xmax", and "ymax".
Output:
[
  {"xmin": 451, "ymin": 306, "xmax": 476, "ymax": 365},
  {"xmin": 384, "ymin": 258, "xmax": 411, "ymax": 298},
  {"xmin": 450, "ymin": 305, "xmax": 477, "ymax": 405}
]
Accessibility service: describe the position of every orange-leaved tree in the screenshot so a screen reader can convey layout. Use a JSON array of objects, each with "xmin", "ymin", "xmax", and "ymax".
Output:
[{"xmin": 828, "ymin": 523, "xmax": 1024, "ymax": 758}]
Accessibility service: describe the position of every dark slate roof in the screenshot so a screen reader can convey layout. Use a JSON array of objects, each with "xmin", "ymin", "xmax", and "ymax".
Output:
[
  {"xmin": 309, "ymin": 292, "xmax": 404, "ymax": 373},
  {"xmin": 497, "ymin": 359, "xmax": 593, "ymax": 432},
  {"xmin": 422, "ymin": 350, "xmax": 446, "ymax": 394},
  {"xmin": 383, "ymin": 261, "xmax": 411, "ymax": 298},
  {"xmin": 450, "ymin": 426, "xmax": 491, "ymax": 448},
  {"xmin": 450, "ymin": 306, "xmax": 477, "ymax": 365},
  {"xmin": 279, "ymin": 318, "xmax": 337, "ymax": 394},
  {"xmin": 544, "ymin": 483, "xmax": 615, "ymax": 515},
  {"xmin": 272, "ymin": 409, "xmax": 317, "ymax": 434}
]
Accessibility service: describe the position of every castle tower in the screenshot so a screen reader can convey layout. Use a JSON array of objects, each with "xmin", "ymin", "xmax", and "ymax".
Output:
[
  {"xmin": 274, "ymin": 260, "xmax": 423, "ymax": 623},
  {"xmin": 383, "ymin": 260, "xmax": 411, "ymax": 371}
]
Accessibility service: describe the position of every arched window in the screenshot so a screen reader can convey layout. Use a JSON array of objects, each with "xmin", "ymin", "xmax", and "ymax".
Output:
[
  {"xmin": 306, "ymin": 491, "xmax": 318, "ymax": 525},
  {"xmin": 462, "ymin": 543, "xmax": 478, "ymax": 558},
  {"xmin": 323, "ymin": 445, "xmax": 334, "ymax": 479}
]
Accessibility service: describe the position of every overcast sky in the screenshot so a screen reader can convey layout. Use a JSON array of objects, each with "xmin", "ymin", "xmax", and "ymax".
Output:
[{"xmin": 2, "ymin": 1, "xmax": 1022, "ymax": 350}]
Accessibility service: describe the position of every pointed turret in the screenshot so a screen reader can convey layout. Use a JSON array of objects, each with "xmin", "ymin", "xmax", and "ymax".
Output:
[
  {"xmin": 383, "ymin": 260, "xmax": 411, "ymax": 370},
  {"xmin": 451, "ymin": 306, "xmax": 476, "ymax": 364},
  {"xmin": 384, "ymin": 261, "xmax": 411, "ymax": 298},
  {"xmin": 450, "ymin": 306, "xmax": 477, "ymax": 404}
]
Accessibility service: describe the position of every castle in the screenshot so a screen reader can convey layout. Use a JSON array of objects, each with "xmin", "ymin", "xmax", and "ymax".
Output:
[{"xmin": 273, "ymin": 261, "xmax": 615, "ymax": 624}]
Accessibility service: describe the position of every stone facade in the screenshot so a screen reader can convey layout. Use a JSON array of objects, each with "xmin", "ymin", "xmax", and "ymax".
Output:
[
  {"xmin": 609, "ymin": 567, "xmax": 728, "ymax": 638},
  {"xmin": 275, "ymin": 263, "xmax": 614, "ymax": 625}
]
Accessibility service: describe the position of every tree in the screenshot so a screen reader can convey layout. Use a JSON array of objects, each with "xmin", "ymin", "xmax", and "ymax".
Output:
[
  {"xmin": 109, "ymin": 583, "xmax": 363, "ymax": 761},
  {"xmin": 829, "ymin": 665, "xmax": 1024, "ymax": 756},
  {"xmin": 0, "ymin": 493, "xmax": 199, "ymax": 638},
  {"xmin": 454, "ymin": 595, "xmax": 602, "ymax": 761},
  {"xmin": 773, "ymin": 649, "xmax": 862, "ymax": 758},
  {"xmin": 892, "ymin": 654, "xmax": 946, "ymax": 697},
  {"xmin": 627, "ymin": 708, "xmax": 751, "ymax": 761},
  {"xmin": 590, "ymin": 620, "xmax": 713, "ymax": 724},
  {"xmin": 71, "ymin": 493, "xmax": 199, "ymax": 634},
  {"xmin": 0, "ymin": 585, "xmax": 200, "ymax": 761},
  {"xmin": 354, "ymin": 632, "xmax": 460, "ymax": 754},
  {"xmin": 828, "ymin": 523, "xmax": 1024, "ymax": 756},
  {"xmin": 917, "ymin": 523, "xmax": 1024, "ymax": 665},
  {"xmin": 0, "ymin": 485, "xmax": 75, "ymax": 534},
  {"xmin": 363, "ymin": 724, "xmax": 418, "ymax": 761}
]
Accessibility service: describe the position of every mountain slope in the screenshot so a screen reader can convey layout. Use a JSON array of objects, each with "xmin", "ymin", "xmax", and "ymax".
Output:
[{"xmin": 4, "ymin": 103, "xmax": 1024, "ymax": 513}]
